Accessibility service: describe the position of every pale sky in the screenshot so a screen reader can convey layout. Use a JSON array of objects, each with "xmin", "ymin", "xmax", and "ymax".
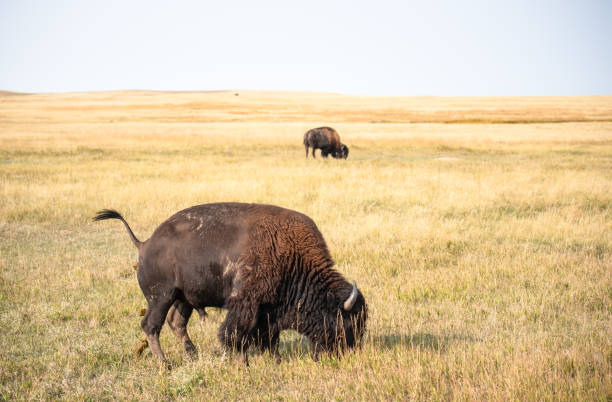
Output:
[{"xmin": 1, "ymin": 0, "xmax": 610, "ymax": 95}]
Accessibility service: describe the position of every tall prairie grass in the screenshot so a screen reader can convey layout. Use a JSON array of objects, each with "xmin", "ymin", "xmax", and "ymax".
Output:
[{"xmin": 0, "ymin": 91, "xmax": 610, "ymax": 400}]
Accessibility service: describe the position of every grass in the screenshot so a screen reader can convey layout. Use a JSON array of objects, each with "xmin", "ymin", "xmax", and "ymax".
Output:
[{"xmin": 0, "ymin": 91, "xmax": 611, "ymax": 400}]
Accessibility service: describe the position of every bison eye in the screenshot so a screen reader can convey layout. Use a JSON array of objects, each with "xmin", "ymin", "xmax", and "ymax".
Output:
[{"xmin": 325, "ymin": 291, "xmax": 336, "ymax": 308}]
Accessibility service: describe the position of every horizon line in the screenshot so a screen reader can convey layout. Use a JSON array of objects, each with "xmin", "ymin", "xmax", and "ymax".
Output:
[{"xmin": 2, "ymin": 88, "xmax": 611, "ymax": 98}]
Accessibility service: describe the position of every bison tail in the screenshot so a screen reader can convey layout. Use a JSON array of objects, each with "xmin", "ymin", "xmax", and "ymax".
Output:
[{"xmin": 93, "ymin": 209, "xmax": 143, "ymax": 250}]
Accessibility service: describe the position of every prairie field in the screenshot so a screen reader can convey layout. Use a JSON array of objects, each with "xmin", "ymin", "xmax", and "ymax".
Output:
[{"xmin": 1, "ymin": 90, "xmax": 611, "ymax": 400}]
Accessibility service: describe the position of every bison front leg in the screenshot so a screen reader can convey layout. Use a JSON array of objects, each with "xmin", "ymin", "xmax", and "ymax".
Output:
[
  {"xmin": 218, "ymin": 306, "xmax": 257, "ymax": 366},
  {"xmin": 252, "ymin": 315, "xmax": 281, "ymax": 363},
  {"xmin": 305, "ymin": 144, "xmax": 309, "ymax": 158},
  {"xmin": 257, "ymin": 330, "xmax": 281, "ymax": 363},
  {"xmin": 167, "ymin": 300, "xmax": 197, "ymax": 358}
]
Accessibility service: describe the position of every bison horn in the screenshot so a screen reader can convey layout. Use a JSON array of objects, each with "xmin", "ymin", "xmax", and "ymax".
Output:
[{"xmin": 343, "ymin": 281, "xmax": 358, "ymax": 311}]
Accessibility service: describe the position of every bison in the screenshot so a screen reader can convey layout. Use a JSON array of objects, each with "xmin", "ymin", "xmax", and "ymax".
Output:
[
  {"xmin": 94, "ymin": 203, "xmax": 367, "ymax": 367},
  {"xmin": 303, "ymin": 127, "xmax": 349, "ymax": 159}
]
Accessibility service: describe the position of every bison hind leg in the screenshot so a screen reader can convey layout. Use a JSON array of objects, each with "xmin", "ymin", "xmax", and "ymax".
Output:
[
  {"xmin": 140, "ymin": 287, "xmax": 176, "ymax": 369},
  {"xmin": 167, "ymin": 299, "xmax": 197, "ymax": 358}
]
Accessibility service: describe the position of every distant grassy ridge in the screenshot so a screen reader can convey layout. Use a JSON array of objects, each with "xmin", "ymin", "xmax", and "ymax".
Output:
[{"xmin": 1, "ymin": 90, "xmax": 611, "ymax": 124}]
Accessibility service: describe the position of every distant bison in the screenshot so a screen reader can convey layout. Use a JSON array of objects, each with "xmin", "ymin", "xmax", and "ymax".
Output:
[
  {"xmin": 94, "ymin": 203, "xmax": 367, "ymax": 367},
  {"xmin": 303, "ymin": 127, "xmax": 349, "ymax": 159}
]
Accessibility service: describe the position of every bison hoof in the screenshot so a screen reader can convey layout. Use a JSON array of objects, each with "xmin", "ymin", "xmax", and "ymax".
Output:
[
  {"xmin": 185, "ymin": 341, "xmax": 198, "ymax": 358},
  {"xmin": 237, "ymin": 353, "xmax": 250, "ymax": 367},
  {"xmin": 158, "ymin": 360, "xmax": 172, "ymax": 371}
]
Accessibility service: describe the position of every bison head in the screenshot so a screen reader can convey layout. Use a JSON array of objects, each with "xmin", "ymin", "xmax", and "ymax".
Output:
[
  {"xmin": 311, "ymin": 281, "xmax": 367, "ymax": 355},
  {"xmin": 334, "ymin": 144, "xmax": 349, "ymax": 159}
]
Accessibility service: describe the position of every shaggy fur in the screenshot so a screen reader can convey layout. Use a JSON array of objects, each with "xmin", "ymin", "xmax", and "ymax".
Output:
[
  {"xmin": 94, "ymin": 203, "xmax": 367, "ymax": 366},
  {"xmin": 303, "ymin": 127, "xmax": 349, "ymax": 159}
]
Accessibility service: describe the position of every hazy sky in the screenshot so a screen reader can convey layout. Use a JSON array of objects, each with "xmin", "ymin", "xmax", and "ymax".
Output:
[{"xmin": 1, "ymin": 0, "xmax": 611, "ymax": 95}]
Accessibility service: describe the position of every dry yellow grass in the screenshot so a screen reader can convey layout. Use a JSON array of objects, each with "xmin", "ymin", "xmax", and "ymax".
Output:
[{"xmin": 0, "ymin": 91, "xmax": 611, "ymax": 400}]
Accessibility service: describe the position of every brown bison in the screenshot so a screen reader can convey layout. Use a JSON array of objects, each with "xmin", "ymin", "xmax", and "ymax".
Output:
[
  {"xmin": 303, "ymin": 127, "xmax": 349, "ymax": 159},
  {"xmin": 94, "ymin": 203, "xmax": 367, "ymax": 367}
]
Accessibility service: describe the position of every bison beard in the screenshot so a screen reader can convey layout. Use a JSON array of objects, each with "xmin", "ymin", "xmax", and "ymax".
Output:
[{"xmin": 94, "ymin": 203, "xmax": 367, "ymax": 367}]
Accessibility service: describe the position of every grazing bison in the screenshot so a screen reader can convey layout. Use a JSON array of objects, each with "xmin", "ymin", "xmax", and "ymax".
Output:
[
  {"xmin": 337, "ymin": 144, "xmax": 349, "ymax": 159},
  {"xmin": 303, "ymin": 127, "xmax": 349, "ymax": 159},
  {"xmin": 94, "ymin": 203, "xmax": 367, "ymax": 367}
]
